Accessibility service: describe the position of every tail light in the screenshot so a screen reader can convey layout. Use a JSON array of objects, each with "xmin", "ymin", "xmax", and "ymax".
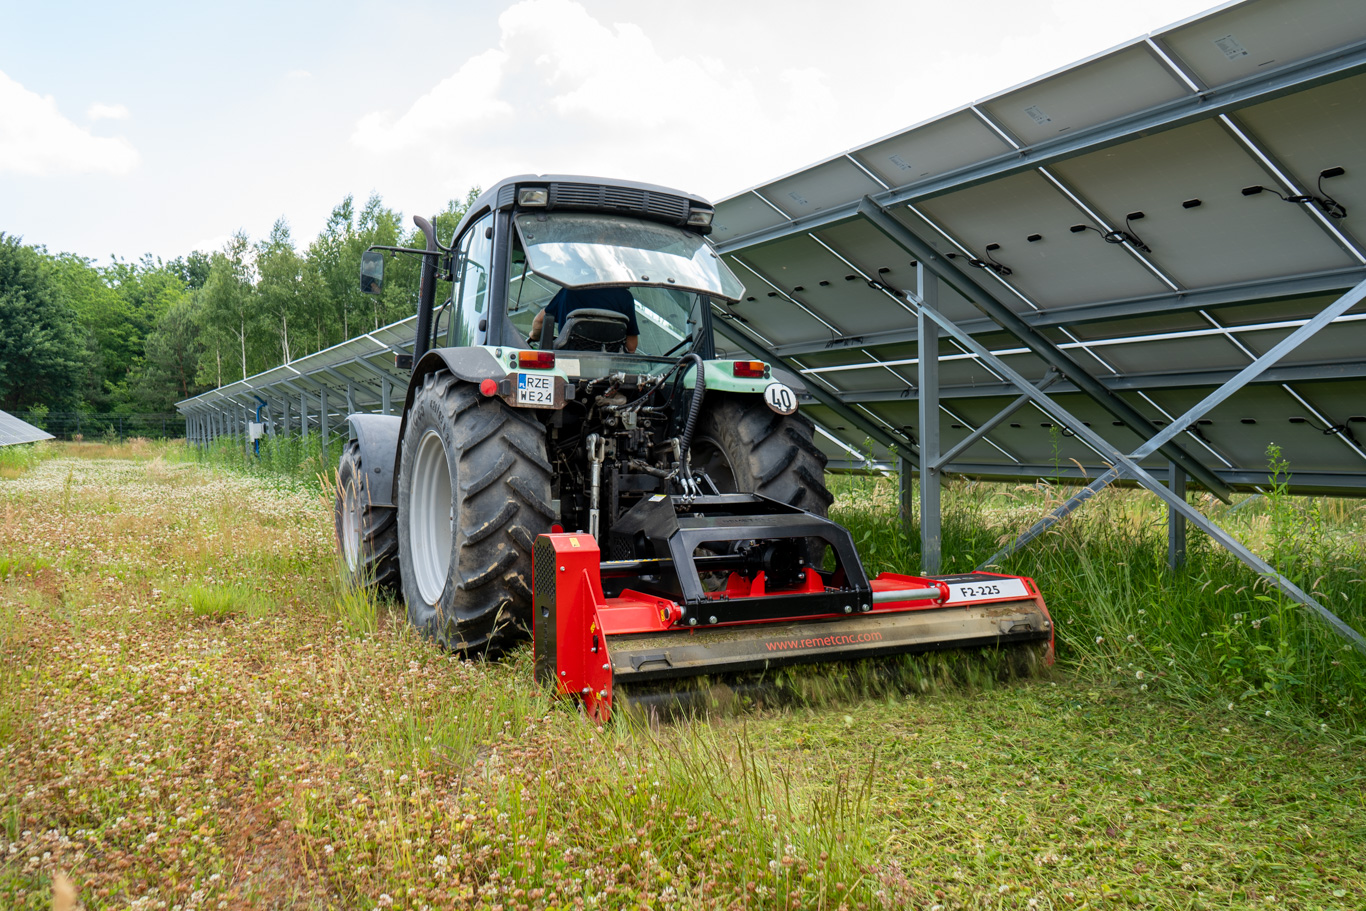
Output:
[
  {"xmin": 732, "ymin": 361, "xmax": 766, "ymax": 378},
  {"xmin": 519, "ymin": 351, "xmax": 556, "ymax": 370}
]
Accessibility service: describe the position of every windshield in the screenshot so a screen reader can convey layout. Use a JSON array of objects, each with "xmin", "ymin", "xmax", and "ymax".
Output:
[
  {"xmin": 514, "ymin": 211, "xmax": 745, "ymax": 302},
  {"xmin": 506, "ymin": 268, "xmax": 707, "ymax": 359}
]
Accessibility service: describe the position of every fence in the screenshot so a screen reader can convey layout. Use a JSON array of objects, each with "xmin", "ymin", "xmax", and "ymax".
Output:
[{"xmin": 16, "ymin": 412, "xmax": 187, "ymax": 442}]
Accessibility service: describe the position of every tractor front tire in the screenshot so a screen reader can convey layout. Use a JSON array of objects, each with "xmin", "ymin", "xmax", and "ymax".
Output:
[
  {"xmin": 397, "ymin": 370, "xmax": 554, "ymax": 657},
  {"xmin": 335, "ymin": 439, "xmax": 400, "ymax": 593},
  {"xmin": 692, "ymin": 395, "xmax": 834, "ymax": 515}
]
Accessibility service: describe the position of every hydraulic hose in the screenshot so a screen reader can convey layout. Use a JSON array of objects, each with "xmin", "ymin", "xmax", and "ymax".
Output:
[{"xmin": 676, "ymin": 353, "xmax": 705, "ymax": 465}]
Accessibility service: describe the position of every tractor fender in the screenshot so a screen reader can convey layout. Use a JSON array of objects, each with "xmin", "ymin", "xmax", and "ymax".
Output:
[
  {"xmin": 387, "ymin": 346, "xmax": 512, "ymax": 502},
  {"xmin": 345, "ymin": 413, "xmax": 402, "ymax": 508},
  {"xmin": 404, "ymin": 347, "xmax": 509, "ymax": 410}
]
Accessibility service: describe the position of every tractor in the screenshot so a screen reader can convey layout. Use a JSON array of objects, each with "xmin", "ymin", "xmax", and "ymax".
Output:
[{"xmin": 335, "ymin": 175, "xmax": 1051, "ymax": 720}]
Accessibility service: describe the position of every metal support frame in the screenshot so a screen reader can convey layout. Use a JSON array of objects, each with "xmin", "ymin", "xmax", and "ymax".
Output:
[
  {"xmin": 936, "ymin": 369, "xmax": 1063, "ymax": 468},
  {"xmin": 993, "ymin": 277, "xmax": 1366, "ymax": 557},
  {"xmin": 320, "ymin": 388, "xmax": 329, "ymax": 450},
  {"xmin": 950, "ymin": 276, "xmax": 1366, "ymax": 653},
  {"xmin": 1168, "ymin": 461, "xmax": 1187, "ymax": 571},
  {"xmin": 346, "ymin": 357, "xmax": 403, "ymax": 415},
  {"xmin": 860, "ymin": 197, "xmax": 1232, "ymax": 501},
  {"xmin": 767, "ymin": 267, "xmax": 1366, "ymax": 358},
  {"xmin": 927, "ymin": 462, "xmax": 1366, "ymax": 495},
  {"xmin": 917, "ymin": 269, "xmax": 941, "ymax": 574},
  {"xmin": 831, "ymin": 359, "xmax": 1366, "ymax": 403}
]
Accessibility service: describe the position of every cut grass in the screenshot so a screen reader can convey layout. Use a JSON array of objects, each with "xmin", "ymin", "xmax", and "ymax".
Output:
[{"xmin": 0, "ymin": 443, "xmax": 1362, "ymax": 910}]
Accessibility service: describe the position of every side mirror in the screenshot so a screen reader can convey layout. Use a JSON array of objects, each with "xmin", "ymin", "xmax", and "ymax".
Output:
[{"xmin": 360, "ymin": 250, "xmax": 385, "ymax": 295}]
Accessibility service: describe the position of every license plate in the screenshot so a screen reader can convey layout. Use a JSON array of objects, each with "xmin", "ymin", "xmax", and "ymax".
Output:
[
  {"xmin": 517, "ymin": 373, "xmax": 554, "ymax": 406},
  {"xmin": 946, "ymin": 577, "xmax": 1028, "ymax": 602}
]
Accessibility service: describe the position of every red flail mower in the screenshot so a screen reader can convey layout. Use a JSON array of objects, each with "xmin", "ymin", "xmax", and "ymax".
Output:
[{"xmin": 532, "ymin": 493, "xmax": 1053, "ymax": 721}]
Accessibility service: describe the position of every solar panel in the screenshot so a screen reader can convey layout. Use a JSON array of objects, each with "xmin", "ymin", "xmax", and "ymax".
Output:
[
  {"xmin": 0, "ymin": 411, "xmax": 54, "ymax": 447},
  {"xmin": 702, "ymin": 0, "xmax": 1366, "ymax": 496}
]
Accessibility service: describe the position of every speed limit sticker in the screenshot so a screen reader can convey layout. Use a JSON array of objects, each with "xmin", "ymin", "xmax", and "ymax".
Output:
[{"xmin": 764, "ymin": 382, "xmax": 798, "ymax": 415}]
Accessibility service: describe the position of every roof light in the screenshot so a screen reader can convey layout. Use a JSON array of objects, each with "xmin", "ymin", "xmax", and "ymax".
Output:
[
  {"xmin": 517, "ymin": 187, "xmax": 549, "ymax": 207},
  {"xmin": 732, "ymin": 360, "xmax": 765, "ymax": 378},
  {"xmin": 687, "ymin": 208, "xmax": 714, "ymax": 227},
  {"xmin": 519, "ymin": 351, "xmax": 555, "ymax": 369}
]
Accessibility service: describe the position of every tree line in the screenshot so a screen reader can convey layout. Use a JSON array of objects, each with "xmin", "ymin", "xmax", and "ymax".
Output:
[{"xmin": 0, "ymin": 190, "xmax": 476, "ymax": 416}]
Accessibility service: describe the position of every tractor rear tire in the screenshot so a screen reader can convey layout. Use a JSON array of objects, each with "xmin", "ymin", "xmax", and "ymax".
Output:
[
  {"xmin": 397, "ymin": 370, "xmax": 554, "ymax": 657},
  {"xmin": 692, "ymin": 395, "xmax": 833, "ymax": 515},
  {"xmin": 335, "ymin": 439, "xmax": 400, "ymax": 593}
]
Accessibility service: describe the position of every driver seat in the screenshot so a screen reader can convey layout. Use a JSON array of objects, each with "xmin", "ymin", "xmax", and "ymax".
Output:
[{"xmin": 554, "ymin": 308, "xmax": 630, "ymax": 352}]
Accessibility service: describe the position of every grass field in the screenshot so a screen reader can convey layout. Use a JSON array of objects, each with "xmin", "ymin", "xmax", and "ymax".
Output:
[{"xmin": 1, "ymin": 442, "xmax": 1364, "ymax": 910}]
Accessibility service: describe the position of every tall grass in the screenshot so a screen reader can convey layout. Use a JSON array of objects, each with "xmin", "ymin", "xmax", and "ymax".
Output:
[
  {"xmin": 831, "ymin": 463, "xmax": 1366, "ymax": 735},
  {"xmin": 0, "ymin": 442, "xmax": 52, "ymax": 480},
  {"xmin": 179, "ymin": 432, "xmax": 337, "ymax": 488}
]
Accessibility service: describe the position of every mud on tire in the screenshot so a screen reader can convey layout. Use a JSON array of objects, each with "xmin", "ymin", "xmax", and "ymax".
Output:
[
  {"xmin": 692, "ymin": 395, "xmax": 833, "ymax": 515},
  {"xmin": 335, "ymin": 439, "xmax": 400, "ymax": 593},
  {"xmin": 397, "ymin": 370, "xmax": 554, "ymax": 656}
]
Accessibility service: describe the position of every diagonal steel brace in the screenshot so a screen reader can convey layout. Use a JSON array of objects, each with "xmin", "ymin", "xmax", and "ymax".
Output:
[
  {"xmin": 904, "ymin": 279, "xmax": 1366, "ymax": 653},
  {"xmin": 859, "ymin": 197, "xmax": 1233, "ymax": 501}
]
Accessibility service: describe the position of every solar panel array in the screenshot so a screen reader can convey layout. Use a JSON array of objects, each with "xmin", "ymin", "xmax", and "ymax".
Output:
[
  {"xmin": 0, "ymin": 410, "xmax": 54, "ymax": 447},
  {"xmin": 705, "ymin": 0, "xmax": 1366, "ymax": 494},
  {"xmin": 178, "ymin": 316, "xmax": 419, "ymax": 448},
  {"xmin": 180, "ymin": 0, "xmax": 1366, "ymax": 495}
]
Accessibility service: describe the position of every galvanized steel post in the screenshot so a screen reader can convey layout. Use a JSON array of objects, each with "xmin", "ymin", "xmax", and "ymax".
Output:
[{"xmin": 917, "ymin": 263, "xmax": 942, "ymax": 575}]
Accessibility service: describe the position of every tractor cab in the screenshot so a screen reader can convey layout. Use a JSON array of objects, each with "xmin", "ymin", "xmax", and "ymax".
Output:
[{"xmin": 364, "ymin": 176, "xmax": 745, "ymax": 371}]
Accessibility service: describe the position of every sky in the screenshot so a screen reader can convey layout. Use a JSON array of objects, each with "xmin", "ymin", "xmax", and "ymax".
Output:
[{"xmin": 1, "ymin": 0, "xmax": 1226, "ymax": 265}]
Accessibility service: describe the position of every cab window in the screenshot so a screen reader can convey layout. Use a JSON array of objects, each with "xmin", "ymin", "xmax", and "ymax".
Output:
[{"xmin": 450, "ymin": 214, "xmax": 493, "ymax": 346}]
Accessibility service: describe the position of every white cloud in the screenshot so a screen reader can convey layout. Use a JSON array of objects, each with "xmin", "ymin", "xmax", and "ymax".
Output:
[
  {"xmin": 352, "ymin": 47, "xmax": 515, "ymax": 153},
  {"xmin": 87, "ymin": 102, "xmax": 130, "ymax": 121},
  {"xmin": 348, "ymin": 0, "xmax": 849, "ymax": 203},
  {"xmin": 0, "ymin": 71, "xmax": 138, "ymax": 176}
]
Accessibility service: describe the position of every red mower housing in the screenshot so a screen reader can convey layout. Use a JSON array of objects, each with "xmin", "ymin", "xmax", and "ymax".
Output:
[{"xmin": 531, "ymin": 495, "xmax": 1052, "ymax": 721}]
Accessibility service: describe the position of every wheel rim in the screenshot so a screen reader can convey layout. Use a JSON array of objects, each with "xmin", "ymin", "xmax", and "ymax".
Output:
[
  {"xmin": 341, "ymin": 480, "xmax": 361, "ymax": 572},
  {"xmin": 410, "ymin": 429, "xmax": 454, "ymax": 606}
]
